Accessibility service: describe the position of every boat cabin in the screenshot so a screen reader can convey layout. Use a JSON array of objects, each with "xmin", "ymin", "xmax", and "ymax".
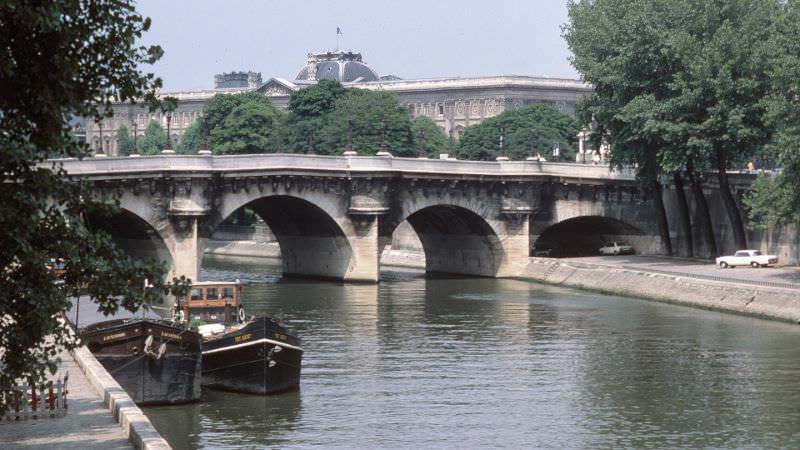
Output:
[{"xmin": 176, "ymin": 281, "xmax": 246, "ymax": 326}]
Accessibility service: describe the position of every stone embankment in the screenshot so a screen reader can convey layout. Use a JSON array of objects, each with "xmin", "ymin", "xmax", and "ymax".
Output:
[
  {"xmin": 207, "ymin": 240, "xmax": 800, "ymax": 324},
  {"xmin": 519, "ymin": 258, "xmax": 800, "ymax": 324}
]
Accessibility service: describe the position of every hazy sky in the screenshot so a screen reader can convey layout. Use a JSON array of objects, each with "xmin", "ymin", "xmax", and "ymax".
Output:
[{"xmin": 136, "ymin": 0, "xmax": 579, "ymax": 92}]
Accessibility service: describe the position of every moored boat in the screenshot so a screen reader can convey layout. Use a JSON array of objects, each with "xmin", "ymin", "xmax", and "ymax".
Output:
[
  {"xmin": 81, "ymin": 318, "xmax": 202, "ymax": 405},
  {"xmin": 177, "ymin": 281, "xmax": 303, "ymax": 395}
]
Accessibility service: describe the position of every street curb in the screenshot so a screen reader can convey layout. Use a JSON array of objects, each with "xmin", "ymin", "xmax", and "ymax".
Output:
[{"xmin": 71, "ymin": 346, "xmax": 171, "ymax": 450}]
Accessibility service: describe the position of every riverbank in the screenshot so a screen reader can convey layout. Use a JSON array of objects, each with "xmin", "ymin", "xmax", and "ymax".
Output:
[
  {"xmin": 520, "ymin": 257, "xmax": 800, "ymax": 324},
  {"xmin": 1, "ymin": 347, "xmax": 169, "ymax": 450},
  {"xmin": 206, "ymin": 240, "xmax": 800, "ymax": 324}
]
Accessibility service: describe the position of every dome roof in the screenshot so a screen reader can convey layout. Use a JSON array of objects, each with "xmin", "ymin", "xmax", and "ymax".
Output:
[{"xmin": 295, "ymin": 51, "xmax": 379, "ymax": 83}]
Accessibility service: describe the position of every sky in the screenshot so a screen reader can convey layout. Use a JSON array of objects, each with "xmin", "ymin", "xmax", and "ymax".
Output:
[{"xmin": 136, "ymin": 0, "xmax": 580, "ymax": 93}]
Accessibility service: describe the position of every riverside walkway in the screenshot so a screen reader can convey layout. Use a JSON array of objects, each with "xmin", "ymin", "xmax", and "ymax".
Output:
[
  {"xmin": 0, "ymin": 351, "xmax": 132, "ymax": 450},
  {"xmin": 564, "ymin": 255, "xmax": 800, "ymax": 290}
]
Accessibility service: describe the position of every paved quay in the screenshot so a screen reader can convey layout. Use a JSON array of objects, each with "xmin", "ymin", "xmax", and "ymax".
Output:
[
  {"xmin": 561, "ymin": 255, "xmax": 800, "ymax": 289},
  {"xmin": 0, "ymin": 351, "xmax": 132, "ymax": 450}
]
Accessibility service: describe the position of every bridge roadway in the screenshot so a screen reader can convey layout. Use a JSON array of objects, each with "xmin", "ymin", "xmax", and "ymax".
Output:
[{"xmin": 55, "ymin": 154, "xmax": 651, "ymax": 283}]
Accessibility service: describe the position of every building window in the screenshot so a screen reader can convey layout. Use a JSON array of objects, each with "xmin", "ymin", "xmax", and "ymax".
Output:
[{"xmin": 438, "ymin": 104, "xmax": 444, "ymax": 116}]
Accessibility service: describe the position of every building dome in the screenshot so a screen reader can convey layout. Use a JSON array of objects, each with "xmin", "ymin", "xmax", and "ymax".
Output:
[{"xmin": 295, "ymin": 51, "xmax": 380, "ymax": 83}]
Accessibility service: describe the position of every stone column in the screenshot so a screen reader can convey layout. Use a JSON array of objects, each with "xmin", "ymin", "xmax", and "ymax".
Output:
[
  {"xmin": 164, "ymin": 187, "xmax": 209, "ymax": 283},
  {"xmin": 344, "ymin": 183, "xmax": 390, "ymax": 283},
  {"xmin": 495, "ymin": 197, "xmax": 533, "ymax": 277}
]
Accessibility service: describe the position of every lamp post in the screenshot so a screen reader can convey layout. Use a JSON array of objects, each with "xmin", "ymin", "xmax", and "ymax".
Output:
[
  {"xmin": 198, "ymin": 115, "xmax": 212, "ymax": 155},
  {"xmin": 376, "ymin": 117, "xmax": 391, "ymax": 156},
  {"xmin": 526, "ymin": 129, "xmax": 537, "ymax": 160},
  {"xmin": 496, "ymin": 126, "xmax": 508, "ymax": 161},
  {"xmin": 343, "ymin": 119, "xmax": 357, "ymax": 156},
  {"xmin": 96, "ymin": 121, "xmax": 106, "ymax": 157},
  {"xmin": 306, "ymin": 127, "xmax": 317, "ymax": 155},
  {"xmin": 161, "ymin": 114, "xmax": 175, "ymax": 154},
  {"xmin": 417, "ymin": 129, "xmax": 427, "ymax": 159},
  {"xmin": 130, "ymin": 122, "xmax": 140, "ymax": 157}
]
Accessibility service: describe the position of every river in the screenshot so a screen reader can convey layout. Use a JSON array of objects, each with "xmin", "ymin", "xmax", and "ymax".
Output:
[{"xmin": 143, "ymin": 255, "xmax": 800, "ymax": 449}]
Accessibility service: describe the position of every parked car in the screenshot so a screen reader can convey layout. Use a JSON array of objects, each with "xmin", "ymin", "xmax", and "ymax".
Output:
[
  {"xmin": 598, "ymin": 242, "xmax": 634, "ymax": 255},
  {"xmin": 716, "ymin": 250, "xmax": 778, "ymax": 268}
]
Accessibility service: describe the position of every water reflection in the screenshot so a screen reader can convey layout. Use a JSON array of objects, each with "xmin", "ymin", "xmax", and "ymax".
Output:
[
  {"xmin": 140, "ymin": 255, "xmax": 800, "ymax": 449},
  {"xmin": 147, "ymin": 389, "xmax": 302, "ymax": 450}
]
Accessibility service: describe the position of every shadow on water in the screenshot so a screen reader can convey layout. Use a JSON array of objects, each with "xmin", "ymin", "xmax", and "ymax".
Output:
[{"xmin": 145, "ymin": 389, "xmax": 302, "ymax": 450}]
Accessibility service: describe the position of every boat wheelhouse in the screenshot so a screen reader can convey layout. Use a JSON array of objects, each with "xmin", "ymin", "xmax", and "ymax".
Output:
[{"xmin": 176, "ymin": 281, "xmax": 303, "ymax": 395}]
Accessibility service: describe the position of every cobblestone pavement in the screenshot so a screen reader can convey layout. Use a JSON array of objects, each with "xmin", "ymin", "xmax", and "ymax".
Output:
[
  {"xmin": 0, "ymin": 351, "xmax": 132, "ymax": 450},
  {"xmin": 561, "ymin": 255, "xmax": 800, "ymax": 288}
]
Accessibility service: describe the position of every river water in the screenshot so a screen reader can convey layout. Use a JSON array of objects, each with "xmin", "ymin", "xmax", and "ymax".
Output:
[{"xmin": 144, "ymin": 255, "xmax": 800, "ymax": 449}]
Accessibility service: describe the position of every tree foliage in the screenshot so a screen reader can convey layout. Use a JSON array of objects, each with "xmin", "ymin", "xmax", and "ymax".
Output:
[
  {"xmin": 745, "ymin": 2, "xmax": 800, "ymax": 227},
  {"xmin": 137, "ymin": 120, "xmax": 167, "ymax": 155},
  {"xmin": 176, "ymin": 120, "xmax": 202, "ymax": 154},
  {"xmin": 456, "ymin": 105, "xmax": 579, "ymax": 161},
  {"xmin": 116, "ymin": 125, "xmax": 136, "ymax": 156},
  {"xmin": 0, "ymin": 1, "xmax": 187, "ymax": 413},
  {"xmin": 411, "ymin": 116, "xmax": 449, "ymax": 157},
  {"xmin": 283, "ymin": 81, "xmax": 427, "ymax": 156},
  {"xmin": 564, "ymin": 0, "xmax": 779, "ymax": 252},
  {"xmin": 202, "ymin": 92, "xmax": 284, "ymax": 154}
]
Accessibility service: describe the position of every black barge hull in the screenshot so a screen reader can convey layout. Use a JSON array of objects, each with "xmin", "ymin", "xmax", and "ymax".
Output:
[
  {"xmin": 201, "ymin": 316, "xmax": 303, "ymax": 395},
  {"xmin": 82, "ymin": 319, "xmax": 202, "ymax": 405}
]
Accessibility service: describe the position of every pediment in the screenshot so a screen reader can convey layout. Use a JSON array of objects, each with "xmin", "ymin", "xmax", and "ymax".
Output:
[{"xmin": 256, "ymin": 78, "xmax": 299, "ymax": 97}]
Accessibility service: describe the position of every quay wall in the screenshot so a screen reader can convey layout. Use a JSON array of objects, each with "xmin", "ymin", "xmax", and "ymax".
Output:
[
  {"xmin": 519, "ymin": 258, "xmax": 800, "ymax": 324},
  {"xmin": 71, "ymin": 346, "xmax": 171, "ymax": 450},
  {"xmin": 205, "ymin": 240, "xmax": 800, "ymax": 324}
]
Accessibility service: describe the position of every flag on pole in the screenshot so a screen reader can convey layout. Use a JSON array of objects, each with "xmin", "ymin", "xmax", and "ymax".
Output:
[{"xmin": 337, "ymin": 27, "xmax": 342, "ymax": 35}]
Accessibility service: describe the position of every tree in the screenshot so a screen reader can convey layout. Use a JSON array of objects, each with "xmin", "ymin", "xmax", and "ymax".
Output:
[
  {"xmin": 411, "ymin": 116, "xmax": 449, "ymax": 157},
  {"xmin": 745, "ymin": 3, "xmax": 800, "ymax": 227},
  {"xmin": 0, "ymin": 1, "xmax": 187, "ymax": 414},
  {"xmin": 283, "ymin": 80, "xmax": 348, "ymax": 153},
  {"xmin": 564, "ymin": 0, "xmax": 777, "ymax": 255},
  {"xmin": 202, "ymin": 92, "xmax": 284, "ymax": 154},
  {"xmin": 137, "ymin": 120, "xmax": 167, "ymax": 155},
  {"xmin": 176, "ymin": 120, "xmax": 202, "ymax": 154},
  {"xmin": 211, "ymin": 101, "xmax": 283, "ymax": 154},
  {"xmin": 283, "ymin": 82, "xmax": 418, "ymax": 156},
  {"xmin": 456, "ymin": 104, "xmax": 579, "ymax": 161},
  {"xmin": 116, "ymin": 125, "xmax": 136, "ymax": 156}
]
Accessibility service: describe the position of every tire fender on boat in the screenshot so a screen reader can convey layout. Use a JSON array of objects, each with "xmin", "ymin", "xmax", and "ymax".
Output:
[{"xmin": 238, "ymin": 306, "xmax": 246, "ymax": 323}]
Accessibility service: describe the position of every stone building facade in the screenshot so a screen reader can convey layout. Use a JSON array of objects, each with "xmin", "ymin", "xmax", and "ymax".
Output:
[{"xmin": 86, "ymin": 51, "xmax": 592, "ymax": 156}]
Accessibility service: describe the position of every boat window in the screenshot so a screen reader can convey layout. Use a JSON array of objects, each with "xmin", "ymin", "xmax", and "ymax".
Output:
[
  {"xmin": 191, "ymin": 288, "xmax": 202, "ymax": 301},
  {"xmin": 222, "ymin": 287, "xmax": 235, "ymax": 300},
  {"xmin": 206, "ymin": 287, "xmax": 218, "ymax": 300}
]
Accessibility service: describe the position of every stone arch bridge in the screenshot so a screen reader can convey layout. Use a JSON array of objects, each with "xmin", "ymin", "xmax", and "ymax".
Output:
[{"xmin": 59, "ymin": 154, "xmax": 657, "ymax": 283}]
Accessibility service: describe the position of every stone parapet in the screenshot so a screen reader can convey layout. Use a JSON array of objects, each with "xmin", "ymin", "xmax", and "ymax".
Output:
[{"xmin": 71, "ymin": 346, "xmax": 171, "ymax": 450}]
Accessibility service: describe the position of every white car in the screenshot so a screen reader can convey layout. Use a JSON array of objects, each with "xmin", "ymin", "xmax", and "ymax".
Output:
[
  {"xmin": 716, "ymin": 250, "xmax": 778, "ymax": 268},
  {"xmin": 598, "ymin": 242, "xmax": 634, "ymax": 255}
]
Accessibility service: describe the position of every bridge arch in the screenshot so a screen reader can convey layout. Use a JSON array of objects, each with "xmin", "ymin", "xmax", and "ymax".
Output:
[
  {"xmin": 84, "ymin": 207, "xmax": 173, "ymax": 273},
  {"xmin": 214, "ymin": 193, "xmax": 357, "ymax": 281},
  {"xmin": 533, "ymin": 216, "xmax": 648, "ymax": 257},
  {"xmin": 394, "ymin": 202, "xmax": 511, "ymax": 277}
]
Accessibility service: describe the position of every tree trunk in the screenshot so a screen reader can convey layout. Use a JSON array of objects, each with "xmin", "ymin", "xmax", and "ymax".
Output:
[
  {"xmin": 715, "ymin": 148, "xmax": 748, "ymax": 250},
  {"xmin": 651, "ymin": 178, "xmax": 673, "ymax": 256},
  {"xmin": 688, "ymin": 169, "xmax": 718, "ymax": 258},
  {"xmin": 672, "ymin": 172, "xmax": 693, "ymax": 257}
]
